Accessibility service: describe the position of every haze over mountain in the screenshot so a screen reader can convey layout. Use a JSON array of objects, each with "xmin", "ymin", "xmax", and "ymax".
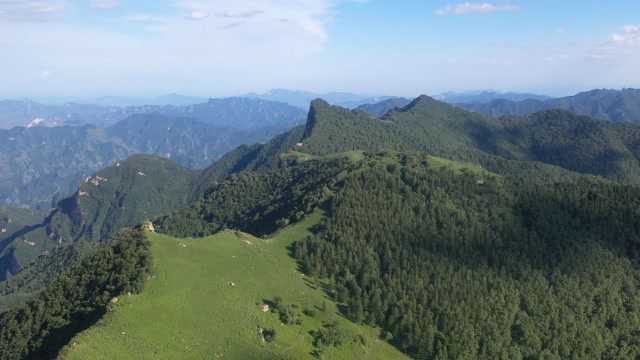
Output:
[
  {"xmin": 435, "ymin": 90, "xmax": 551, "ymax": 104},
  {"xmin": 245, "ymin": 89, "xmax": 401, "ymax": 110},
  {"xmin": 461, "ymin": 88, "xmax": 640, "ymax": 123},
  {"xmin": 0, "ymin": 99, "xmax": 305, "ymax": 208},
  {"xmin": 85, "ymin": 93, "xmax": 209, "ymax": 107},
  {"xmin": 0, "ymin": 97, "xmax": 304, "ymax": 129},
  {"xmin": 355, "ymin": 97, "xmax": 412, "ymax": 117}
]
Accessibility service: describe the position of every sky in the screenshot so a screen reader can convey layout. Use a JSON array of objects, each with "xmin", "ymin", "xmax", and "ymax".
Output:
[{"xmin": 1, "ymin": 0, "xmax": 639, "ymax": 98}]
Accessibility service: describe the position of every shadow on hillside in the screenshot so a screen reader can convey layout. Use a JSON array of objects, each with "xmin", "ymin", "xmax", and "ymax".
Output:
[
  {"xmin": 405, "ymin": 186, "xmax": 640, "ymax": 278},
  {"xmin": 28, "ymin": 309, "xmax": 105, "ymax": 360}
]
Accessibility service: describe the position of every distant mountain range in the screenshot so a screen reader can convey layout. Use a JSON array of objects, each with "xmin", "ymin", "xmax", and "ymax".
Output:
[
  {"xmin": 0, "ymin": 97, "xmax": 304, "ymax": 129},
  {"xmin": 460, "ymin": 88, "xmax": 640, "ymax": 123},
  {"xmin": 355, "ymin": 97, "xmax": 412, "ymax": 117},
  {"xmin": 86, "ymin": 93, "xmax": 208, "ymax": 107},
  {"xmin": 0, "ymin": 99, "xmax": 305, "ymax": 207},
  {"xmin": 435, "ymin": 90, "xmax": 551, "ymax": 104},
  {"xmin": 33, "ymin": 93, "xmax": 209, "ymax": 107},
  {"xmin": 244, "ymin": 89, "xmax": 401, "ymax": 110}
]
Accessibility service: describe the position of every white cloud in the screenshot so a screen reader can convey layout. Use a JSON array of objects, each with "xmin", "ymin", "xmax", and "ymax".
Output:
[
  {"xmin": 0, "ymin": 0, "xmax": 343, "ymax": 96},
  {"xmin": 0, "ymin": 0, "xmax": 66, "ymax": 21},
  {"xmin": 610, "ymin": 25, "xmax": 640, "ymax": 46},
  {"xmin": 436, "ymin": 2, "xmax": 519, "ymax": 16},
  {"xmin": 216, "ymin": 10, "xmax": 264, "ymax": 19},
  {"xmin": 186, "ymin": 10, "xmax": 209, "ymax": 20},
  {"xmin": 91, "ymin": 0, "xmax": 119, "ymax": 10}
]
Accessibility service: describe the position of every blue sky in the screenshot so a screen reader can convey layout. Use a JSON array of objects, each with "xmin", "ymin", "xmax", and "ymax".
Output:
[{"xmin": 1, "ymin": 1, "xmax": 639, "ymax": 98}]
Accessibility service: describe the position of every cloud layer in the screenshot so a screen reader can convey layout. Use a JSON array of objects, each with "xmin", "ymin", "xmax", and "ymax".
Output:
[
  {"xmin": 0, "ymin": 0, "xmax": 66, "ymax": 22},
  {"xmin": 0, "ymin": 0, "xmax": 638, "ymax": 97},
  {"xmin": 436, "ymin": 2, "xmax": 519, "ymax": 16},
  {"xmin": 0, "ymin": 0, "xmax": 341, "ymax": 96},
  {"xmin": 611, "ymin": 25, "xmax": 640, "ymax": 46}
]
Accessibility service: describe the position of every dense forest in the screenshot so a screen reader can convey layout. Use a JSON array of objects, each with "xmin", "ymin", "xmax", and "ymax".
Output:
[
  {"xmin": 292, "ymin": 153, "xmax": 640, "ymax": 359},
  {"xmin": 0, "ymin": 228, "xmax": 151, "ymax": 360},
  {"xmin": 155, "ymin": 157, "xmax": 353, "ymax": 237},
  {"xmin": 157, "ymin": 149, "xmax": 640, "ymax": 358},
  {"xmin": 298, "ymin": 98, "xmax": 640, "ymax": 184}
]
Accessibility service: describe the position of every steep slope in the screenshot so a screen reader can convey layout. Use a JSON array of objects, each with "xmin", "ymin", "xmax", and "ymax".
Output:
[
  {"xmin": 0, "ymin": 229, "xmax": 151, "ymax": 360},
  {"xmin": 461, "ymin": 88, "xmax": 640, "ymax": 123},
  {"xmin": 0, "ymin": 207, "xmax": 46, "ymax": 282},
  {"xmin": 47, "ymin": 155, "xmax": 196, "ymax": 244},
  {"xmin": 0, "ymin": 155, "xmax": 196, "ymax": 294},
  {"xmin": 61, "ymin": 214, "xmax": 407, "ymax": 360},
  {"xmin": 0, "ymin": 110, "xmax": 301, "ymax": 208}
]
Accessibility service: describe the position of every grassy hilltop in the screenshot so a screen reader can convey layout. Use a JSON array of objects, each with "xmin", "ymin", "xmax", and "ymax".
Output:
[{"xmin": 61, "ymin": 211, "xmax": 407, "ymax": 360}]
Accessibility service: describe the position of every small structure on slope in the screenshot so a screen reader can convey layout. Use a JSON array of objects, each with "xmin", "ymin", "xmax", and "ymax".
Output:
[{"xmin": 142, "ymin": 221, "xmax": 156, "ymax": 233}]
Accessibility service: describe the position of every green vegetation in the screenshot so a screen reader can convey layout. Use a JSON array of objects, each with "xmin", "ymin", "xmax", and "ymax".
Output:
[
  {"xmin": 0, "ymin": 229, "xmax": 151, "ymax": 360},
  {"xmin": 292, "ymin": 153, "xmax": 640, "ymax": 359},
  {"xmin": 60, "ymin": 212, "xmax": 407, "ymax": 360},
  {"xmin": 298, "ymin": 98, "xmax": 640, "ymax": 184},
  {"xmin": 156, "ymin": 149, "xmax": 640, "ymax": 358},
  {"xmin": 0, "ymin": 155, "xmax": 196, "ymax": 307},
  {"xmin": 155, "ymin": 157, "xmax": 353, "ymax": 237},
  {"xmin": 8, "ymin": 94, "xmax": 640, "ymax": 359},
  {"xmin": 461, "ymin": 88, "xmax": 640, "ymax": 124},
  {"xmin": 424, "ymin": 155, "xmax": 489, "ymax": 176}
]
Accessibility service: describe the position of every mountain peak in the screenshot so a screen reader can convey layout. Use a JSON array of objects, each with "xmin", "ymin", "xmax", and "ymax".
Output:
[
  {"xmin": 309, "ymin": 98, "xmax": 331, "ymax": 108},
  {"xmin": 399, "ymin": 95, "xmax": 444, "ymax": 113},
  {"xmin": 304, "ymin": 99, "xmax": 333, "ymax": 138}
]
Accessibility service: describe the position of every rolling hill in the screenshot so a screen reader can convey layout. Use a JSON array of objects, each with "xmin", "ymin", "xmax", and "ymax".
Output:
[
  {"xmin": 460, "ymin": 88, "xmax": 640, "ymax": 123},
  {"xmin": 60, "ymin": 212, "xmax": 407, "ymax": 360}
]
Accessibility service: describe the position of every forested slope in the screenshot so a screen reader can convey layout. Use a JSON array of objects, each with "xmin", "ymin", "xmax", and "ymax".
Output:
[
  {"xmin": 0, "ymin": 155, "xmax": 196, "ymax": 302},
  {"xmin": 0, "ymin": 229, "xmax": 151, "ymax": 360},
  {"xmin": 460, "ymin": 88, "xmax": 640, "ymax": 123},
  {"xmin": 297, "ymin": 97, "xmax": 640, "ymax": 183},
  {"xmin": 158, "ymin": 150, "xmax": 640, "ymax": 358},
  {"xmin": 6, "ymin": 94, "xmax": 640, "ymax": 359}
]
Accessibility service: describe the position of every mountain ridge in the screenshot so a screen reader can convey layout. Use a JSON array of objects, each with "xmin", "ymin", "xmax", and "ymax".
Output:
[{"xmin": 461, "ymin": 88, "xmax": 640, "ymax": 123}]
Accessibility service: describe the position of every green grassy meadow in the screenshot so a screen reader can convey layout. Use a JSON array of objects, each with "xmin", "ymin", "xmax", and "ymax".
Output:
[{"xmin": 60, "ymin": 212, "xmax": 407, "ymax": 360}]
